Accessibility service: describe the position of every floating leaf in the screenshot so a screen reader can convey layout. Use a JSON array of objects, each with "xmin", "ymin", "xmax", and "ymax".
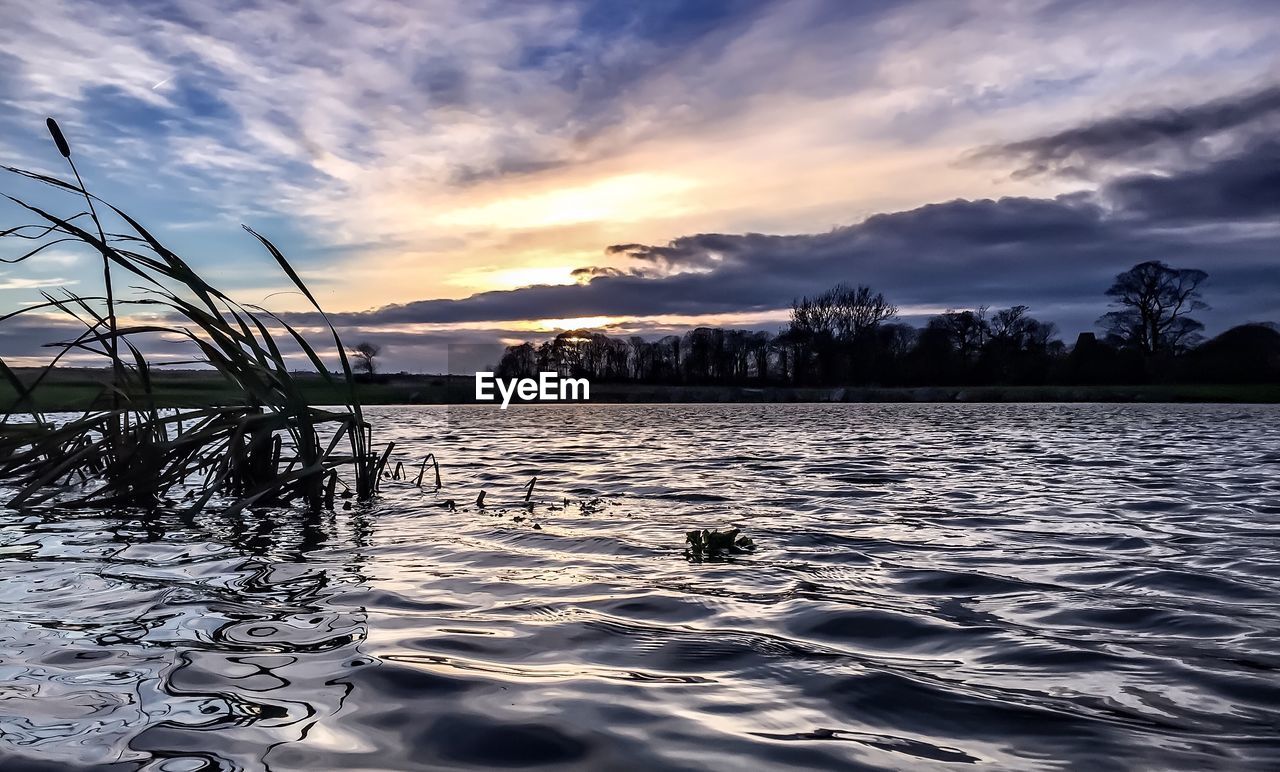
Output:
[{"xmin": 684, "ymin": 527, "xmax": 756, "ymax": 560}]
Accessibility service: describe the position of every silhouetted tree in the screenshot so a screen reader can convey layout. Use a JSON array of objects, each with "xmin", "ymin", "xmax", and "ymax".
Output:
[
  {"xmin": 352, "ymin": 342, "xmax": 381, "ymax": 375},
  {"xmin": 486, "ymin": 271, "xmax": 1263, "ymax": 390},
  {"xmin": 936, "ymin": 307, "xmax": 990, "ymax": 360},
  {"xmin": 682, "ymin": 327, "xmax": 724, "ymax": 383},
  {"xmin": 1099, "ymin": 261, "xmax": 1208, "ymax": 354},
  {"xmin": 905, "ymin": 322, "xmax": 960, "ymax": 384},
  {"xmin": 981, "ymin": 305, "xmax": 1059, "ymax": 383},
  {"xmin": 657, "ymin": 335, "xmax": 681, "ymax": 382},
  {"xmin": 746, "ymin": 330, "xmax": 772, "ymax": 382},
  {"xmin": 496, "ymin": 342, "xmax": 536, "ymax": 379},
  {"xmin": 1185, "ymin": 323, "xmax": 1280, "ymax": 382},
  {"xmin": 832, "ymin": 284, "xmax": 897, "ymax": 383},
  {"xmin": 832, "ymin": 284, "xmax": 897, "ymax": 340},
  {"xmin": 786, "ymin": 292, "xmax": 836, "ymax": 384},
  {"xmin": 786, "ymin": 283, "xmax": 896, "ymax": 384}
]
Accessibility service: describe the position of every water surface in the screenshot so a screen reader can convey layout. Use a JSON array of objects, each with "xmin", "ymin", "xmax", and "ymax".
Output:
[{"xmin": 2, "ymin": 403, "xmax": 1279, "ymax": 770}]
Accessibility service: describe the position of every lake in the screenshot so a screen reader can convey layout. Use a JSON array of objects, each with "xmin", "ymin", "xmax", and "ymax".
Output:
[{"xmin": 2, "ymin": 403, "xmax": 1279, "ymax": 770}]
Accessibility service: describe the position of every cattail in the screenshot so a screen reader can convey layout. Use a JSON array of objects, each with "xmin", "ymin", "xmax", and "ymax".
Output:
[{"xmin": 46, "ymin": 118, "xmax": 71, "ymax": 158}]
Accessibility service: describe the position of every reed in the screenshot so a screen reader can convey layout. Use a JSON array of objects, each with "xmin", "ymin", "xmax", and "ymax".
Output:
[{"xmin": 0, "ymin": 119, "xmax": 391, "ymax": 513}]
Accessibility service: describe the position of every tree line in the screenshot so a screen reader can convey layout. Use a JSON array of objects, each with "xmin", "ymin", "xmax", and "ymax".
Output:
[{"xmin": 491, "ymin": 261, "xmax": 1280, "ymax": 387}]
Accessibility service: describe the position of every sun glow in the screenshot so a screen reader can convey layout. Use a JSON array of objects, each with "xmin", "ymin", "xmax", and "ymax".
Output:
[
  {"xmin": 517, "ymin": 316, "xmax": 618, "ymax": 332},
  {"xmin": 435, "ymin": 173, "xmax": 697, "ymax": 230},
  {"xmin": 448, "ymin": 264, "xmax": 580, "ymax": 291}
]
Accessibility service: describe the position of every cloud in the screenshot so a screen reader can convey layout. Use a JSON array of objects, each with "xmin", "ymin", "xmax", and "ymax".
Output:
[
  {"xmin": 288, "ymin": 136, "xmax": 1279, "ymax": 341},
  {"xmin": 976, "ymin": 82, "xmax": 1280, "ymax": 178},
  {"xmin": 1103, "ymin": 140, "xmax": 1280, "ymax": 222},
  {"xmin": 3, "ymin": 0, "xmax": 1280, "ymax": 372},
  {"xmin": 5, "ymin": 2, "xmax": 1277, "ymax": 264},
  {"xmin": 570, "ymin": 265, "xmax": 630, "ymax": 280},
  {"xmin": 0, "ymin": 276, "xmax": 76, "ymax": 290}
]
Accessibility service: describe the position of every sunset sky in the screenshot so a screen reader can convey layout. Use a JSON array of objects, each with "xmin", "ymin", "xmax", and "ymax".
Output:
[{"xmin": 1, "ymin": 0, "xmax": 1277, "ymax": 371}]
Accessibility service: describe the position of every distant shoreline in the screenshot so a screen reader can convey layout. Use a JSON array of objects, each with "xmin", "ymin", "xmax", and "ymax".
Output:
[{"xmin": 2, "ymin": 369, "xmax": 1276, "ymax": 409}]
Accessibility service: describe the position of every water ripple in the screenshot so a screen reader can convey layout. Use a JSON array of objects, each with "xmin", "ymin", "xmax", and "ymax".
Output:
[{"xmin": 2, "ymin": 403, "xmax": 1279, "ymax": 769}]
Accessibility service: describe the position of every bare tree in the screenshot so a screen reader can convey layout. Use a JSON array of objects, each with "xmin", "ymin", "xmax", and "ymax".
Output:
[
  {"xmin": 789, "ymin": 284, "xmax": 896, "ymax": 342},
  {"xmin": 496, "ymin": 342, "xmax": 536, "ymax": 379},
  {"xmin": 990, "ymin": 305, "xmax": 1057, "ymax": 349},
  {"xmin": 831, "ymin": 284, "xmax": 897, "ymax": 340},
  {"xmin": 789, "ymin": 292, "xmax": 838, "ymax": 341},
  {"xmin": 785, "ymin": 283, "xmax": 898, "ymax": 384},
  {"xmin": 352, "ymin": 342, "xmax": 381, "ymax": 375},
  {"xmin": 934, "ymin": 307, "xmax": 989, "ymax": 359},
  {"xmin": 1099, "ymin": 261, "xmax": 1208, "ymax": 354},
  {"xmin": 878, "ymin": 322, "xmax": 918, "ymax": 358}
]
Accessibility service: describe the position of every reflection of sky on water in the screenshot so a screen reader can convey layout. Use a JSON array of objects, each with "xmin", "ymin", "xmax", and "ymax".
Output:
[{"xmin": 0, "ymin": 510, "xmax": 372, "ymax": 769}]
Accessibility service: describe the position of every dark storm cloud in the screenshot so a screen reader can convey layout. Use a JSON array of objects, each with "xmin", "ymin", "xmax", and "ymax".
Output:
[
  {"xmin": 570, "ymin": 266, "xmax": 629, "ymax": 280},
  {"xmin": 0, "ymin": 315, "xmax": 88, "ymax": 357},
  {"xmin": 979, "ymin": 83, "xmax": 1280, "ymax": 177},
  {"xmin": 1104, "ymin": 141, "xmax": 1280, "ymax": 222},
  {"xmin": 602, "ymin": 237, "xmax": 742, "ymax": 275}
]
